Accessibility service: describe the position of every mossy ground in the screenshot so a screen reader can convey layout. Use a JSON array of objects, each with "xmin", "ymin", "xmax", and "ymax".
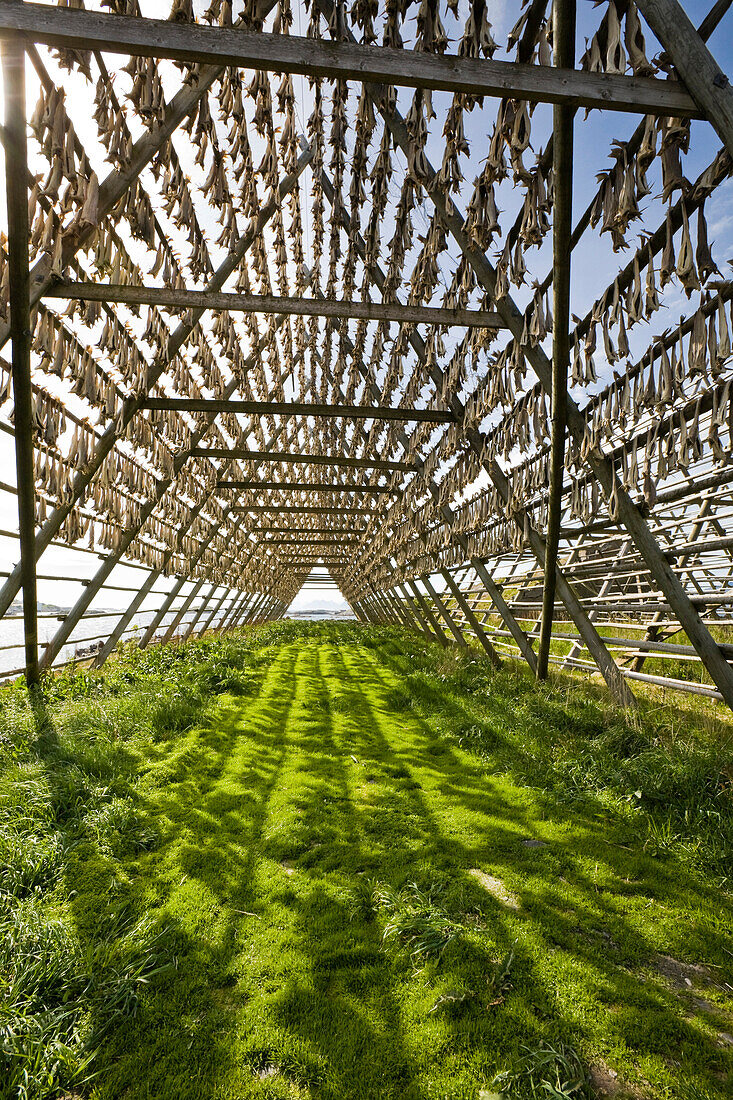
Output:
[{"xmin": 1, "ymin": 622, "xmax": 733, "ymax": 1099}]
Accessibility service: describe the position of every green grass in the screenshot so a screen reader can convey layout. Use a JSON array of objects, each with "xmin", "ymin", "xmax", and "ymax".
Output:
[{"xmin": 1, "ymin": 622, "xmax": 733, "ymax": 1099}]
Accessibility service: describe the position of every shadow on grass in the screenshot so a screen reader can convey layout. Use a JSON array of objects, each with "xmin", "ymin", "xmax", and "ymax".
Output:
[{"xmin": 19, "ymin": 625, "xmax": 733, "ymax": 1099}]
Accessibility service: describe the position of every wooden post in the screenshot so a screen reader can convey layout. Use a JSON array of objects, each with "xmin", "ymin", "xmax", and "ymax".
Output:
[
  {"xmin": 229, "ymin": 591, "xmax": 255, "ymax": 628},
  {"xmin": 538, "ymin": 0, "xmax": 575, "ymax": 680},
  {"xmin": 398, "ymin": 583, "xmax": 431, "ymax": 639},
  {"xmin": 365, "ymin": 595, "xmax": 387, "ymax": 624},
  {"xmin": 385, "ymin": 589, "xmax": 413, "ymax": 629},
  {"xmin": 441, "ymin": 568, "xmax": 502, "ymax": 668},
  {"xmin": 161, "ymin": 578, "xmax": 207, "ymax": 644},
  {"xmin": 471, "ymin": 557, "xmax": 538, "ymax": 673},
  {"xmin": 243, "ymin": 592, "xmax": 266, "ymax": 625},
  {"xmin": 92, "ymin": 570, "xmax": 158, "ymax": 667},
  {"xmin": 223, "ymin": 590, "xmax": 251, "ymax": 629},
  {"xmin": 395, "ymin": 588, "xmax": 424, "ymax": 631},
  {"xmin": 370, "ymin": 592, "xmax": 394, "ymax": 625},
  {"xmin": 421, "ymin": 576, "xmax": 468, "ymax": 648},
  {"xmin": 408, "ymin": 580, "xmax": 448, "ymax": 645},
  {"xmin": 3, "ymin": 36, "xmax": 38, "ymax": 687},
  {"xmin": 182, "ymin": 584, "xmax": 219, "ymax": 642},
  {"xmin": 199, "ymin": 587, "xmax": 237, "ymax": 637}
]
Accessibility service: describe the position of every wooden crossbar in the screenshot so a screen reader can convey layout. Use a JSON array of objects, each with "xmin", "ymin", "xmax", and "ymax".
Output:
[
  {"xmin": 47, "ymin": 282, "xmax": 504, "ymax": 330},
  {"xmin": 217, "ymin": 481, "xmax": 398, "ymax": 494},
  {"xmin": 193, "ymin": 449, "xmax": 412, "ymax": 472},
  {"xmin": 143, "ymin": 399, "xmax": 453, "ymax": 423},
  {"xmin": 0, "ymin": 4, "xmax": 701, "ymax": 117},
  {"xmin": 231, "ymin": 506, "xmax": 379, "ymax": 514}
]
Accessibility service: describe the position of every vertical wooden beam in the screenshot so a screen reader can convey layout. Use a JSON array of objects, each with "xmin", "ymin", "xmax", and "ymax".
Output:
[
  {"xmin": 538, "ymin": 0, "xmax": 575, "ymax": 680},
  {"xmin": 3, "ymin": 37, "xmax": 37, "ymax": 687}
]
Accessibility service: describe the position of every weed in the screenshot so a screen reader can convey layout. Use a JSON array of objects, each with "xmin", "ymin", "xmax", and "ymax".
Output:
[
  {"xmin": 374, "ymin": 881, "xmax": 466, "ymax": 964},
  {"xmin": 491, "ymin": 1041, "xmax": 590, "ymax": 1098}
]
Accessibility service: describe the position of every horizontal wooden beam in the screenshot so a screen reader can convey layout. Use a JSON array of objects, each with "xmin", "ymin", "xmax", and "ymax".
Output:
[
  {"xmin": 217, "ymin": 481, "xmax": 398, "ymax": 494},
  {"xmin": 144, "ymin": 398, "xmax": 454, "ymax": 423},
  {"xmin": 0, "ymin": 5, "xmax": 701, "ymax": 117},
  {"xmin": 283, "ymin": 562, "xmax": 345, "ymax": 566},
  {"xmin": 47, "ymin": 282, "xmax": 503, "ymax": 329},
  {"xmin": 251, "ymin": 526, "xmax": 367, "ymax": 533},
  {"xmin": 263, "ymin": 537, "xmax": 360, "ymax": 544},
  {"xmin": 193, "ymin": 448, "xmax": 412, "ymax": 472},
  {"xmin": 233, "ymin": 506, "xmax": 379, "ymax": 515}
]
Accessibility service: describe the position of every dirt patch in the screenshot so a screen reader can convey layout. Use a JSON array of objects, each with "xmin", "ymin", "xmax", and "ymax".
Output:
[
  {"xmin": 589, "ymin": 1063, "xmax": 648, "ymax": 1098},
  {"xmin": 589, "ymin": 1063, "xmax": 621, "ymax": 1097},
  {"xmin": 653, "ymin": 953, "xmax": 717, "ymax": 990},
  {"xmin": 468, "ymin": 869, "xmax": 520, "ymax": 910}
]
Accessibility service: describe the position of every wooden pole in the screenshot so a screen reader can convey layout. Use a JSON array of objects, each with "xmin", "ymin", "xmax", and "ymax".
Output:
[
  {"xmin": 408, "ymin": 581, "xmax": 448, "ymax": 645},
  {"xmin": 182, "ymin": 583, "xmax": 219, "ymax": 641},
  {"xmin": 421, "ymin": 576, "xmax": 468, "ymax": 648},
  {"xmin": 471, "ymin": 557, "xmax": 538, "ymax": 673},
  {"xmin": 161, "ymin": 579, "xmax": 206, "ymax": 644},
  {"xmin": 440, "ymin": 569, "xmax": 502, "ymax": 667},
  {"xmin": 398, "ymin": 583, "xmax": 431, "ymax": 639},
  {"xmin": 538, "ymin": 0, "xmax": 575, "ymax": 680},
  {"xmin": 3, "ymin": 37, "xmax": 37, "ymax": 687},
  {"xmin": 198, "ymin": 587, "xmax": 235, "ymax": 637}
]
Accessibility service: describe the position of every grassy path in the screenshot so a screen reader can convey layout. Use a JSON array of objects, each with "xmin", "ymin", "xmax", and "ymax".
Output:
[{"xmin": 2, "ymin": 625, "xmax": 733, "ymax": 1099}]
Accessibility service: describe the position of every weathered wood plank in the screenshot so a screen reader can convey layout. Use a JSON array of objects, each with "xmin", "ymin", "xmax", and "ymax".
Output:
[
  {"xmin": 0, "ymin": 3, "xmax": 701, "ymax": 116},
  {"xmin": 232, "ymin": 505, "xmax": 379, "ymax": 514},
  {"xmin": 217, "ymin": 481, "xmax": 399, "ymax": 493},
  {"xmin": 261, "ymin": 537, "xmax": 360, "ymax": 544},
  {"xmin": 3, "ymin": 38, "xmax": 38, "ymax": 687},
  {"xmin": 144, "ymin": 398, "xmax": 454, "ymax": 422},
  {"xmin": 47, "ymin": 282, "xmax": 504, "ymax": 329},
  {"xmin": 192, "ymin": 448, "xmax": 412, "ymax": 472},
  {"xmin": 538, "ymin": 0, "xmax": 575, "ymax": 681}
]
